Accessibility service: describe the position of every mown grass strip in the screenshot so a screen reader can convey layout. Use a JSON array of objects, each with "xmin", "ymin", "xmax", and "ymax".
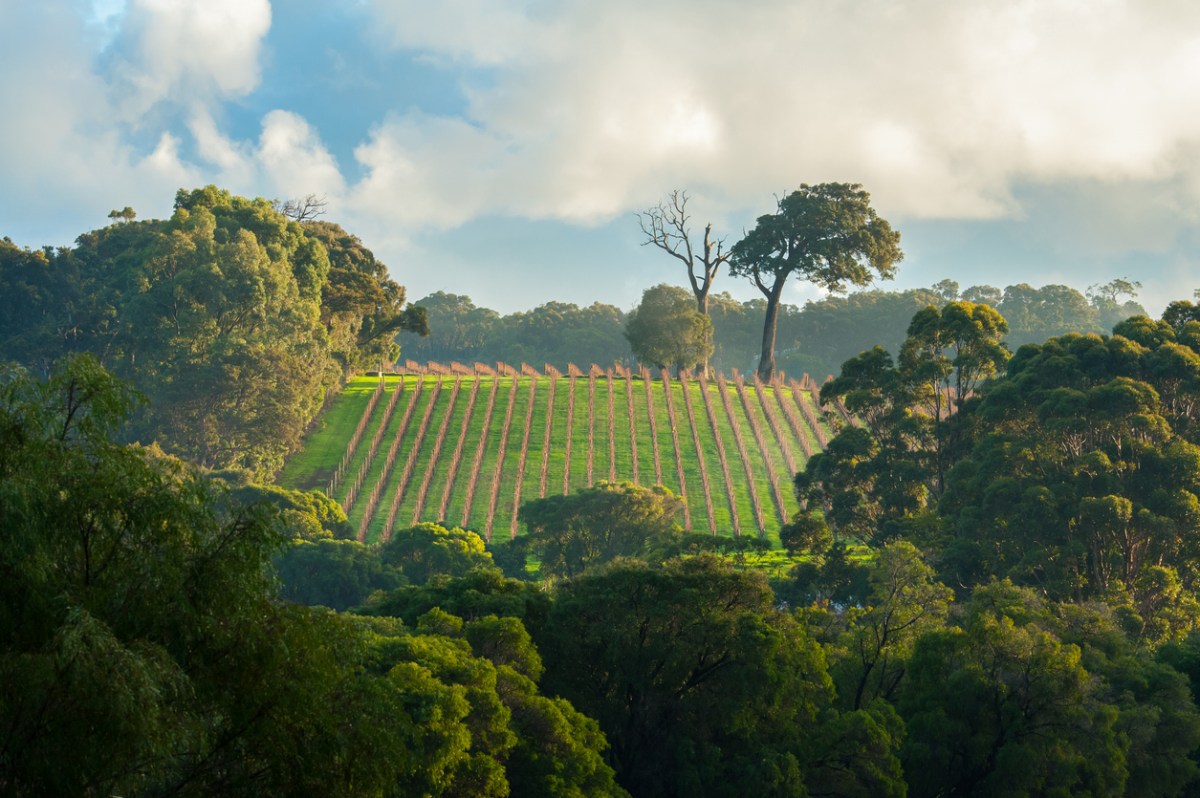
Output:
[
  {"xmin": 625, "ymin": 375, "xmax": 640, "ymax": 485},
  {"xmin": 675, "ymin": 371, "xmax": 718, "ymax": 535},
  {"xmin": 695, "ymin": 374, "xmax": 742, "ymax": 536},
  {"xmin": 607, "ymin": 373, "xmax": 618, "ymax": 482},
  {"xmin": 410, "ymin": 376, "xmax": 463, "ymax": 524},
  {"xmin": 715, "ymin": 374, "xmax": 766, "ymax": 532},
  {"xmin": 484, "ymin": 376, "xmax": 520, "ymax": 539},
  {"xmin": 435, "ymin": 376, "xmax": 481, "ymax": 521},
  {"xmin": 562, "ymin": 376, "xmax": 576, "ymax": 495},
  {"xmin": 343, "ymin": 378, "xmax": 403, "ymax": 513},
  {"xmin": 459, "ymin": 377, "xmax": 500, "ymax": 528},
  {"xmin": 329, "ymin": 378, "xmax": 384, "ymax": 495},
  {"xmin": 508, "ymin": 379, "xmax": 538, "ymax": 536},
  {"xmin": 279, "ymin": 376, "xmax": 378, "ymax": 490},
  {"xmin": 657, "ymin": 370, "xmax": 692, "ymax": 530},
  {"xmin": 642, "ymin": 369, "xmax": 664, "ymax": 487},
  {"xmin": 586, "ymin": 373, "xmax": 596, "ymax": 485},
  {"xmin": 538, "ymin": 377, "xmax": 556, "ymax": 497}
]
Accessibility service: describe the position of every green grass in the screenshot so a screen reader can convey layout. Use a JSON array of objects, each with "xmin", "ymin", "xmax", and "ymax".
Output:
[
  {"xmin": 278, "ymin": 376, "xmax": 381, "ymax": 488},
  {"xmin": 281, "ymin": 369, "xmax": 831, "ymax": 543}
]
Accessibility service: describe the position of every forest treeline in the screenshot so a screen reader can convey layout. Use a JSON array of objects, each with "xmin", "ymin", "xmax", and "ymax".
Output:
[{"xmin": 399, "ymin": 280, "xmax": 1145, "ymax": 378}]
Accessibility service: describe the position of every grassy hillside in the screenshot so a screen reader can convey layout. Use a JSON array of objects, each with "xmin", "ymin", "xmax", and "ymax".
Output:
[{"xmin": 279, "ymin": 366, "xmax": 838, "ymax": 544}]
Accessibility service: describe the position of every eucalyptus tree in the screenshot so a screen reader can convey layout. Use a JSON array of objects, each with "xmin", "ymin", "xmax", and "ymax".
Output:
[{"xmin": 730, "ymin": 183, "xmax": 902, "ymax": 380}]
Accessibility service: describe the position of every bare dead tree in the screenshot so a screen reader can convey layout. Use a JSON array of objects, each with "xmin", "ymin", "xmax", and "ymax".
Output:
[
  {"xmin": 638, "ymin": 190, "xmax": 730, "ymax": 376},
  {"xmin": 638, "ymin": 190, "xmax": 730, "ymax": 316},
  {"xmin": 277, "ymin": 193, "xmax": 327, "ymax": 222}
]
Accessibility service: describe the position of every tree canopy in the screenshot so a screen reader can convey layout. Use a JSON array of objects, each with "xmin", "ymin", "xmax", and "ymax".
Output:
[{"xmin": 730, "ymin": 183, "xmax": 903, "ymax": 380}]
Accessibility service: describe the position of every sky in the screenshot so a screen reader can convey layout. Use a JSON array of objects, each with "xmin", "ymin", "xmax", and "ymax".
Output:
[{"xmin": 3, "ymin": 0, "xmax": 1200, "ymax": 316}]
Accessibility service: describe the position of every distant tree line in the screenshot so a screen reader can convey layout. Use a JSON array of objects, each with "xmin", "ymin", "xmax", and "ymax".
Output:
[{"xmin": 403, "ymin": 279, "xmax": 1145, "ymax": 380}]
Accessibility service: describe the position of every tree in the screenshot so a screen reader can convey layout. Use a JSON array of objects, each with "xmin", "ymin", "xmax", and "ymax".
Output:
[
  {"xmin": 519, "ymin": 482, "xmax": 684, "ymax": 579},
  {"xmin": 730, "ymin": 184, "xmax": 903, "ymax": 380},
  {"xmin": 1089, "ymin": 277, "xmax": 1147, "ymax": 332},
  {"xmin": 638, "ymin": 190, "xmax": 731, "ymax": 322},
  {"xmin": 899, "ymin": 582, "xmax": 1126, "ymax": 797},
  {"xmin": 275, "ymin": 193, "xmax": 327, "ymax": 222},
  {"xmin": 997, "ymin": 282, "xmax": 1099, "ymax": 347},
  {"xmin": 624, "ymin": 283, "xmax": 714, "ymax": 372},
  {"xmin": 541, "ymin": 556, "xmax": 904, "ymax": 798},
  {"xmin": 381, "ymin": 522, "xmax": 496, "ymax": 585}
]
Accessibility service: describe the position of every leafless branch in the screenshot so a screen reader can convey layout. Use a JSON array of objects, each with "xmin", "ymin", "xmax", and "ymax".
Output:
[{"xmin": 277, "ymin": 193, "xmax": 327, "ymax": 222}]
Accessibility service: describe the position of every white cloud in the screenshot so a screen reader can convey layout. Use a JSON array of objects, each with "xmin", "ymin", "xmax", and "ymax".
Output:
[
  {"xmin": 111, "ymin": 0, "xmax": 271, "ymax": 116},
  {"xmin": 353, "ymin": 0, "xmax": 1200, "ymax": 229},
  {"xmin": 257, "ymin": 110, "xmax": 347, "ymax": 202}
]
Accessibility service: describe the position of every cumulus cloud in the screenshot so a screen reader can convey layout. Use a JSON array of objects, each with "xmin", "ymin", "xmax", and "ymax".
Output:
[
  {"xmin": 110, "ymin": 0, "xmax": 271, "ymax": 116},
  {"xmin": 355, "ymin": 0, "xmax": 1200, "ymax": 227}
]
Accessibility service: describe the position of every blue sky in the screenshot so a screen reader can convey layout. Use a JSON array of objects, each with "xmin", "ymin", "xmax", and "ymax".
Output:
[{"xmin": 3, "ymin": 0, "xmax": 1199, "ymax": 315}]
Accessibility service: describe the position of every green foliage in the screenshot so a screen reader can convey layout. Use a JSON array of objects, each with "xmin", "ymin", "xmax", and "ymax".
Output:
[
  {"xmin": 542, "ymin": 555, "xmax": 904, "ymax": 797},
  {"xmin": 520, "ymin": 481, "xmax": 685, "ymax": 578},
  {"xmin": 382, "ymin": 522, "xmax": 495, "ymax": 585},
  {"xmin": 275, "ymin": 538, "xmax": 404, "ymax": 610},
  {"xmin": 0, "ymin": 187, "xmax": 423, "ymax": 479},
  {"xmin": 730, "ymin": 183, "xmax": 903, "ymax": 380},
  {"xmin": 625, "ymin": 283, "xmax": 714, "ymax": 372},
  {"xmin": 0, "ymin": 357, "xmax": 627, "ymax": 796},
  {"xmin": 899, "ymin": 586, "xmax": 1126, "ymax": 797}
]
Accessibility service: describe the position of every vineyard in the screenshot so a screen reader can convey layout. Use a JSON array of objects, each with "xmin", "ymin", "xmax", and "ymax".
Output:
[{"xmin": 280, "ymin": 364, "xmax": 840, "ymax": 544}]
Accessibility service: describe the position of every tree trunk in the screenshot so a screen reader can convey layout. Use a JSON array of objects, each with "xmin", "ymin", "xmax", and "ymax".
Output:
[
  {"xmin": 756, "ymin": 279, "xmax": 785, "ymax": 381},
  {"xmin": 695, "ymin": 286, "xmax": 712, "ymax": 378}
]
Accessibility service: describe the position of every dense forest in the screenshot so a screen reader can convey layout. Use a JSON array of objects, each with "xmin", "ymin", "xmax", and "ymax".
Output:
[
  {"xmin": 398, "ymin": 279, "xmax": 1145, "ymax": 379},
  {"xmin": 4, "ymin": 186, "xmax": 1200, "ymax": 796}
]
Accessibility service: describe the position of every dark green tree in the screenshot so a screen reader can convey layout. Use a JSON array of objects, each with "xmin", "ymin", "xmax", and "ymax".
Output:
[
  {"xmin": 624, "ymin": 283, "xmax": 714, "ymax": 372},
  {"xmin": 520, "ymin": 481, "xmax": 685, "ymax": 579},
  {"xmin": 730, "ymin": 184, "xmax": 903, "ymax": 380},
  {"xmin": 541, "ymin": 556, "xmax": 905, "ymax": 798},
  {"xmin": 381, "ymin": 522, "xmax": 496, "ymax": 585}
]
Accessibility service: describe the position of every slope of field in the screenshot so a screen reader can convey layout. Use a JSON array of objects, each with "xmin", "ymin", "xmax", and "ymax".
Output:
[{"xmin": 280, "ymin": 366, "xmax": 838, "ymax": 544}]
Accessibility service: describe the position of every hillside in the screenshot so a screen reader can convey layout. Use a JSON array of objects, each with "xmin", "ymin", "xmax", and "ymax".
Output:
[{"xmin": 280, "ymin": 364, "xmax": 842, "ymax": 542}]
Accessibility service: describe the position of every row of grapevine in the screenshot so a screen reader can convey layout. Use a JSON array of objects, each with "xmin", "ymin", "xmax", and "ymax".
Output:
[
  {"xmin": 691, "ymin": 373, "xmax": 741, "ymax": 536},
  {"xmin": 342, "ymin": 378, "xmax": 405, "ymax": 513},
  {"xmin": 484, "ymin": 376, "xmax": 520, "ymax": 539},
  {"xmin": 459, "ymin": 378, "xmax": 501, "ymax": 527},
  {"xmin": 673, "ymin": 371, "xmax": 717, "ymax": 534},
  {"xmin": 377, "ymin": 377, "xmax": 445, "ymax": 540},
  {"xmin": 656, "ymin": 370, "xmax": 692, "ymax": 530},
  {"xmin": 790, "ymin": 380, "xmax": 831, "ymax": 447},
  {"xmin": 435, "ymin": 376, "xmax": 482, "ymax": 521},
  {"xmin": 354, "ymin": 376, "xmax": 430, "ymax": 540},
  {"xmin": 327, "ymin": 378, "xmax": 385, "ymax": 496},
  {"xmin": 714, "ymin": 374, "xmax": 767, "ymax": 531},
  {"xmin": 773, "ymin": 383, "xmax": 815, "ymax": 458},
  {"xmin": 642, "ymin": 368, "xmax": 664, "ymax": 487},
  {"xmin": 753, "ymin": 374, "xmax": 800, "ymax": 474},
  {"xmin": 732, "ymin": 373, "xmax": 789, "ymax": 525},
  {"xmin": 508, "ymin": 380, "xmax": 539, "ymax": 536},
  {"xmin": 409, "ymin": 377, "xmax": 464, "ymax": 525}
]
